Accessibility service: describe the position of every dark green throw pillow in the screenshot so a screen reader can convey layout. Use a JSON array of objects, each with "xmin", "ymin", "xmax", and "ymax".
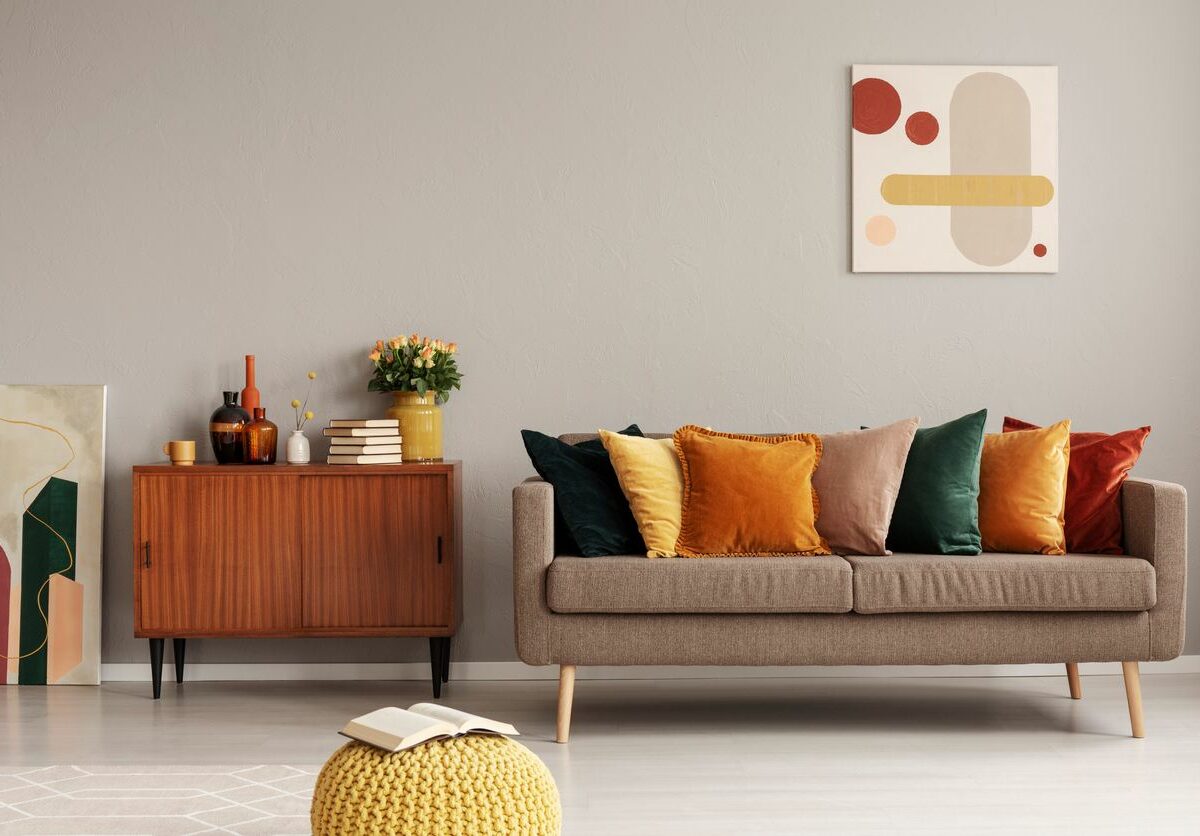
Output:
[
  {"xmin": 521, "ymin": 425, "xmax": 646, "ymax": 557},
  {"xmin": 549, "ymin": 434, "xmax": 612, "ymax": 556},
  {"xmin": 886, "ymin": 409, "xmax": 987, "ymax": 555}
]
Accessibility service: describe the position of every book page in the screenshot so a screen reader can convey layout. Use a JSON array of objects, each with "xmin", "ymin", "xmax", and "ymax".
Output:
[
  {"xmin": 341, "ymin": 707, "xmax": 457, "ymax": 751},
  {"xmin": 408, "ymin": 703, "xmax": 519, "ymax": 736}
]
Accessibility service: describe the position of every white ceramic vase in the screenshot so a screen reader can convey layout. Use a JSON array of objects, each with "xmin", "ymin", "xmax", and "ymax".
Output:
[{"xmin": 286, "ymin": 430, "xmax": 311, "ymax": 464}]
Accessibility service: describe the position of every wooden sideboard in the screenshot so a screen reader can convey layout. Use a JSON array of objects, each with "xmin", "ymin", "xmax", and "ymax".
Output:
[{"xmin": 132, "ymin": 462, "xmax": 462, "ymax": 699}]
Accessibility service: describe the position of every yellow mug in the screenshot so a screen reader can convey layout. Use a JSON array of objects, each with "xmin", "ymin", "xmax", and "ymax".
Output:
[{"xmin": 163, "ymin": 440, "xmax": 196, "ymax": 466}]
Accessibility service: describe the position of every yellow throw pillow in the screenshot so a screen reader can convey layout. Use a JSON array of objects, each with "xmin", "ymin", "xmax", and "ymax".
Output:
[
  {"xmin": 673, "ymin": 426, "xmax": 830, "ymax": 557},
  {"xmin": 979, "ymin": 419, "xmax": 1071, "ymax": 554},
  {"xmin": 599, "ymin": 430, "xmax": 684, "ymax": 557}
]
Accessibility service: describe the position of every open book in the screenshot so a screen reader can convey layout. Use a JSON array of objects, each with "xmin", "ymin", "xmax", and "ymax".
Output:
[{"xmin": 340, "ymin": 704, "xmax": 519, "ymax": 752}]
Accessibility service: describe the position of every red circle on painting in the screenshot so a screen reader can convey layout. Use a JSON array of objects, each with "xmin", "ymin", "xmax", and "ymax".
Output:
[
  {"xmin": 852, "ymin": 78, "xmax": 901, "ymax": 134},
  {"xmin": 1033, "ymin": 244, "xmax": 1047, "ymax": 257},
  {"xmin": 905, "ymin": 111, "xmax": 939, "ymax": 145}
]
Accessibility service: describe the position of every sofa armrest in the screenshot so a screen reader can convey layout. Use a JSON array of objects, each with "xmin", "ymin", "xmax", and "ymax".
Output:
[
  {"xmin": 1122, "ymin": 478, "xmax": 1188, "ymax": 660},
  {"xmin": 513, "ymin": 476, "xmax": 555, "ymax": 665}
]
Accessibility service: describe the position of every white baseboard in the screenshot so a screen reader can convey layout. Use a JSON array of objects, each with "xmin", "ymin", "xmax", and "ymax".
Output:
[{"xmin": 100, "ymin": 655, "xmax": 1200, "ymax": 683}]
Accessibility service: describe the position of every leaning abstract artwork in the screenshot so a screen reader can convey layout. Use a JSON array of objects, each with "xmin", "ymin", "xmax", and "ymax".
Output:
[
  {"xmin": 1, "ymin": 384, "xmax": 106, "ymax": 685},
  {"xmin": 852, "ymin": 65, "xmax": 1058, "ymax": 273}
]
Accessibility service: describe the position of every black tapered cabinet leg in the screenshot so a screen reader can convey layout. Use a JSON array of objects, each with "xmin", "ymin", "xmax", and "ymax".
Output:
[
  {"xmin": 441, "ymin": 636, "xmax": 451, "ymax": 683},
  {"xmin": 149, "ymin": 639, "xmax": 164, "ymax": 700},
  {"xmin": 428, "ymin": 638, "xmax": 443, "ymax": 699},
  {"xmin": 173, "ymin": 638, "xmax": 186, "ymax": 684}
]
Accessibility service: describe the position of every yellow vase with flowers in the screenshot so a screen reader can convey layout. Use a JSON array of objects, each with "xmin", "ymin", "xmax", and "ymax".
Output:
[{"xmin": 368, "ymin": 333, "xmax": 461, "ymax": 462}]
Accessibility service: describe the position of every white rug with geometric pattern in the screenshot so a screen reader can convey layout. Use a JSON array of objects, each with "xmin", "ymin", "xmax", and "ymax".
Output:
[{"xmin": 0, "ymin": 765, "xmax": 320, "ymax": 835}]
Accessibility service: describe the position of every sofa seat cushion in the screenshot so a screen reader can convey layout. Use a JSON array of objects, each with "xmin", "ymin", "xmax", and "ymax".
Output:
[
  {"xmin": 846, "ymin": 553, "xmax": 1156, "ymax": 614},
  {"xmin": 546, "ymin": 555, "xmax": 853, "ymax": 614}
]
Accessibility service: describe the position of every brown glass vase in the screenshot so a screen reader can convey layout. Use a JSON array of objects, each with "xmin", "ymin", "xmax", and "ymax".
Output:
[{"xmin": 242, "ymin": 407, "xmax": 278, "ymax": 464}]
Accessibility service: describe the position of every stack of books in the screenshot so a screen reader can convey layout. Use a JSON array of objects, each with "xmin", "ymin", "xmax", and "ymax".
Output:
[{"xmin": 323, "ymin": 419, "xmax": 403, "ymax": 464}]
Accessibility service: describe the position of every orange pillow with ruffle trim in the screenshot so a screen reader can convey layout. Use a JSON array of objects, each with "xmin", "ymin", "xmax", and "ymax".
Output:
[{"xmin": 673, "ymin": 426, "xmax": 830, "ymax": 557}]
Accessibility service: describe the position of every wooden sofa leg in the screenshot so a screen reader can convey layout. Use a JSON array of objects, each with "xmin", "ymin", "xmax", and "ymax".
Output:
[
  {"xmin": 556, "ymin": 664, "xmax": 576, "ymax": 744},
  {"xmin": 1121, "ymin": 661, "xmax": 1145, "ymax": 738},
  {"xmin": 1065, "ymin": 662, "xmax": 1082, "ymax": 699}
]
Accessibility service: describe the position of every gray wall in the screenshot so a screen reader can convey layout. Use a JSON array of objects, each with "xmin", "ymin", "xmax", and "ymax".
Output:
[{"xmin": 3, "ymin": 0, "xmax": 1197, "ymax": 668}]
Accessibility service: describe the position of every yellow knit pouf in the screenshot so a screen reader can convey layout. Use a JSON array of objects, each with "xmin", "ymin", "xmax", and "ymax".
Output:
[{"xmin": 311, "ymin": 735, "xmax": 562, "ymax": 835}]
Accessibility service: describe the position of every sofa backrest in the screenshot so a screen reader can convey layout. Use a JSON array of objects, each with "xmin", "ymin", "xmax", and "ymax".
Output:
[{"xmin": 558, "ymin": 432, "xmax": 671, "ymax": 445}]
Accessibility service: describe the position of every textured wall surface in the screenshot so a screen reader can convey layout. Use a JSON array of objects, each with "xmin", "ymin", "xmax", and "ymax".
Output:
[{"xmin": 2, "ymin": 0, "xmax": 1198, "ymax": 666}]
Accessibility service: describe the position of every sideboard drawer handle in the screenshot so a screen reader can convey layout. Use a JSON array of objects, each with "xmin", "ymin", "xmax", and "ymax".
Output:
[
  {"xmin": 144, "ymin": 541, "xmax": 152, "ymax": 569},
  {"xmin": 436, "ymin": 535, "xmax": 443, "ymax": 565}
]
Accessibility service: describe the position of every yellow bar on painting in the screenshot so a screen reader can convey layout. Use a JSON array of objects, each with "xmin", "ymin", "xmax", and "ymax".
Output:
[{"xmin": 881, "ymin": 174, "xmax": 1054, "ymax": 207}]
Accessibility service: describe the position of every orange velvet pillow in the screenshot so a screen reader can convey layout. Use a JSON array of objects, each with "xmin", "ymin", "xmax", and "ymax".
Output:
[
  {"xmin": 673, "ymin": 426, "xmax": 830, "ymax": 557},
  {"xmin": 978, "ymin": 419, "xmax": 1071, "ymax": 555}
]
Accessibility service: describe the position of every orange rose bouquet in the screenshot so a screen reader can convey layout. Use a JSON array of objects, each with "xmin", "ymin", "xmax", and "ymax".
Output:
[{"xmin": 367, "ymin": 334, "xmax": 462, "ymax": 402}]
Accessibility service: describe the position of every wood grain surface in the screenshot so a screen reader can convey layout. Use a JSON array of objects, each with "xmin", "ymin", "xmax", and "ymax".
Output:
[
  {"xmin": 300, "ymin": 473, "xmax": 449, "ymax": 628},
  {"xmin": 133, "ymin": 463, "xmax": 462, "ymax": 639},
  {"xmin": 135, "ymin": 473, "xmax": 301, "ymax": 634}
]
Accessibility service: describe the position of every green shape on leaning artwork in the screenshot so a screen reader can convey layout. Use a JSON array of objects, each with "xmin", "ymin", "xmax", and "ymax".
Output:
[{"xmin": 19, "ymin": 476, "xmax": 78, "ymax": 685}]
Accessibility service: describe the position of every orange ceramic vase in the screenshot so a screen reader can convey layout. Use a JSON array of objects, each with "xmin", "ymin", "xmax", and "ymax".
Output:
[{"xmin": 240, "ymin": 355, "xmax": 261, "ymax": 414}]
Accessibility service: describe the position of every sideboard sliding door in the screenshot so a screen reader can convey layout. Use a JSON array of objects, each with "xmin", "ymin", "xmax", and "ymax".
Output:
[
  {"xmin": 299, "ymin": 473, "xmax": 452, "ymax": 630},
  {"xmin": 135, "ymin": 473, "xmax": 301, "ymax": 635}
]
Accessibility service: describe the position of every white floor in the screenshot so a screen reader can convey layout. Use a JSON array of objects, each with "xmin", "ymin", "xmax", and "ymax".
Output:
[{"xmin": 4, "ymin": 673, "xmax": 1199, "ymax": 834}]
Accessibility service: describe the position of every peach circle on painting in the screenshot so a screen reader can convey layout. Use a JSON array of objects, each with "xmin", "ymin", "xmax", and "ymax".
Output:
[{"xmin": 865, "ymin": 215, "xmax": 896, "ymax": 246}]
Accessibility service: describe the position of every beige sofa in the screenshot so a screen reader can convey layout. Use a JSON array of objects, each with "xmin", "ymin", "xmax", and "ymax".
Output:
[{"xmin": 513, "ymin": 434, "xmax": 1187, "ymax": 742}]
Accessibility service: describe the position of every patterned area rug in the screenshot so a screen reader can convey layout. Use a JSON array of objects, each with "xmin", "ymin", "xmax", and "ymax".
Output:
[{"xmin": 0, "ymin": 765, "xmax": 320, "ymax": 835}]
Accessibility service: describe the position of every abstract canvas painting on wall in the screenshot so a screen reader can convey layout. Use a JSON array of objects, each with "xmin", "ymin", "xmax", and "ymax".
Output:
[
  {"xmin": 852, "ymin": 65, "xmax": 1058, "ymax": 273},
  {"xmin": 1, "ymin": 385, "xmax": 106, "ymax": 685}
]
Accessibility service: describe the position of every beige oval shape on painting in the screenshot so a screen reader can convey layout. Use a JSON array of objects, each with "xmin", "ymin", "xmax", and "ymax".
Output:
[{"xmin": 950, "ymin": 72, "xmax": 1032, "ymax": 266}]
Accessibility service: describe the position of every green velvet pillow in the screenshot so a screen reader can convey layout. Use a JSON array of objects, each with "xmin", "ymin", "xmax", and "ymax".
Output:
[
  {"xmin": 886, "ymin": 409, "xmax": 987, "ymax": 555},
  {"xmin": 521, "ymin": 426, "xmax": 646, "ymax": 557},
  {"xmin": 550, "ymin": 433, "xmax": 620, "ymax": 555}
]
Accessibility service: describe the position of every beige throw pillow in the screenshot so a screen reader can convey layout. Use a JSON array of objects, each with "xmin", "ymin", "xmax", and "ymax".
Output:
[{"xmin": 814, "ymin": 418, "xmax": 919, "ymax": 555}]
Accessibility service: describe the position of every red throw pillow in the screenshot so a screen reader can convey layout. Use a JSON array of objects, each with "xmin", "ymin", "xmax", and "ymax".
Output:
[{"xmin": 1002, "ymin": 417, "xmax": 1150, "ymax": 554}]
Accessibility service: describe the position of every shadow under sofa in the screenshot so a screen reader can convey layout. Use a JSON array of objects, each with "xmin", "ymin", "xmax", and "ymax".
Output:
[{"xmin": 513, "ymin": 435, "xmax": 1187, "ymax": 743}]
